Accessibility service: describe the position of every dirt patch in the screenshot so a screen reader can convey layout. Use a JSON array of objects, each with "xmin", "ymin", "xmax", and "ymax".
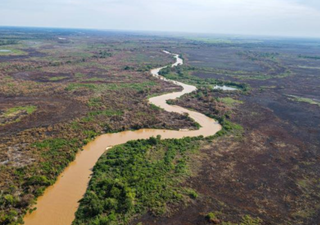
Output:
[{"xmin": 12, "ymin": 72, "xmax": 73, "ymax": 83}]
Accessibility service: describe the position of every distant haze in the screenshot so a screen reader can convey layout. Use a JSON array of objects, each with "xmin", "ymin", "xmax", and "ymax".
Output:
[{"xmin": 1, "ymin": 0, "xmax": 320, "ymax": 38}]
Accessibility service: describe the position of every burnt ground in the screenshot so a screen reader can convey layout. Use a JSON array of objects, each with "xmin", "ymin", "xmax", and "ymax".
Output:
[
  {"xmin": 0, "ymin": 96, "xmax": 88, "ymax": 136},
  {"xmin": 134, "ymin": 41, "xmax": 320, "ymax": 224}
]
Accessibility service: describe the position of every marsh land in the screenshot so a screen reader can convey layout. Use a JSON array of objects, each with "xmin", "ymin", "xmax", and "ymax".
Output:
[{"xmin": 0, "ymin": 27, "xmax": 319, "ymax": 225}]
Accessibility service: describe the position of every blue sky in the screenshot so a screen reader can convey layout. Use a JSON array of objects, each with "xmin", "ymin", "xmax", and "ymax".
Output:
[{"xmin": 1, "ymin": 0, "xmax": 320, "ymax": 37}]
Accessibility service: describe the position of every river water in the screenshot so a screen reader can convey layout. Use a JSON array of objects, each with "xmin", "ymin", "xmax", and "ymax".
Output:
[{"xmin": 23, "ymin": 51, "xmax": 221, "ymax": 225}]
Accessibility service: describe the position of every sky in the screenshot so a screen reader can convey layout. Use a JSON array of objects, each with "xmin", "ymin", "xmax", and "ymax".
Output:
[{"xmin": 1, "ymin": 0, "xmax": 320, "ymax": 38}]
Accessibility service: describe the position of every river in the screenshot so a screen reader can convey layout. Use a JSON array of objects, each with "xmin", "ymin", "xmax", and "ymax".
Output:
[{"xmin": 23, "ymin": 51, "xmax": 222, "ymax": 225}]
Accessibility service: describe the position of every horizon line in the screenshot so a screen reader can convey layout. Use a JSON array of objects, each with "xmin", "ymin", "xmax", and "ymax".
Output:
[{"xmin": 1, "ymin": 25, "xmax": 320, "ymax": 41}]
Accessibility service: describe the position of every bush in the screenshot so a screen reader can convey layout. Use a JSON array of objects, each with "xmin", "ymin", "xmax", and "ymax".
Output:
[
  {"xmin": 206, "ymin": 212, "xmax": 220, "ymax": 223},
  {"xmin": 186, "ymin": 189, "xmax": 198, "ymax": 199},
  {"xmin": 240, "ymin": 215, "xmax": 262, "ymax": 225}
]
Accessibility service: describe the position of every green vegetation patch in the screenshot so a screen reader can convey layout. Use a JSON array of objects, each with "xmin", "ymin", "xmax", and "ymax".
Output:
[
  {"xmin": 0, "ymin": 48, "xmax": 27, "ymax": 56},
  {"xmin": 218, "ymin": 97, "xmax": 243, "ymax": 107},
  {"xmin": 4, "ymin": 105, "xmax": 37, "ymax": 116},
  {"xmin": 73, "ymin": 136, "xmax": 201, "ymax": 225},
  {"xmin": 66, "ymin": 83, "xmax": 97, "ymax": 91},
  {"xmin": 66, "ymin": 81, "xmax": 156, "ymax": 93},
  {"xmin": 214, "ymin": 117, "xmax": 243, "ymax": 138},
  {"xmin": 240, "ymin": 215, "xmax": 263, "ymax": 225},
  {"xmin": 159, "ymin": 66, "xmax": 248, "ymax": 91},
  {"xmin": 287, "ymin": 95, "xmax": 320, "ymax": 107},
  {"xmin": 0, "ymin": 105, "xmax": 37, "ymax": 125},
  {"xmin": 205, "ymin": 213, "xmax": 262, "ymax": 225},
  {"xmin": 88, "ymin": 97, "xmax": 103, "ymax": 107},
  {"xmin": 81, "ymin": 109, "xmax": 124, "ymax": 123},
  {"xmin": 84, "ymin": 77, "xmax": 106, "ymax": 82},
  {"xmin": 48, "ymin": 76, "xmax": 68, "ymax": 81},
  {"xmin": 206, "ymin": 211, "xmax": 221, "ymax": 223}
]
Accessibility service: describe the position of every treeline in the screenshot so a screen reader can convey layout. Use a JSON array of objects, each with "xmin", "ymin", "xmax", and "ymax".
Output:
[
  {"xmin": 298, "ymin": 54, "xmax": 320, "ymax": 60},
  {"xmin": 0, "ymin": 40, "xmax": 18, "ymax": 46}
]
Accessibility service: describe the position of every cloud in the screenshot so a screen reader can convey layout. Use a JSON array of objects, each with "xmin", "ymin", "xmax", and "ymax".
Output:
[{"xmin": 0, "ymin": 0, "xmax": 320, "ymax": 37}]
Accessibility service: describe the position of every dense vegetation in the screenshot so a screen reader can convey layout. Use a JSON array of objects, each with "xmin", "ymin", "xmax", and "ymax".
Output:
[
  {"xmin": 73, "ymin": 136, "xmax": 202, "ymax": 225},
  {"xmin": 159, "ymin": 65, "xmax": 249, "ymax": 91}
]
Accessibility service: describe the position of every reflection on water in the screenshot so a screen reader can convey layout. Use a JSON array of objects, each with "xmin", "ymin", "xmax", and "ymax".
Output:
[
  {"xmin": 213, "ymin": 85, "xmax": 238, "ymax": 91},
  {"xmin": 0, "ymin": 49, "xmax": 12, "ymax": 53},
  {"xmin": 23, "ymin": 51, "xmax": 221, "ymax": 225}
]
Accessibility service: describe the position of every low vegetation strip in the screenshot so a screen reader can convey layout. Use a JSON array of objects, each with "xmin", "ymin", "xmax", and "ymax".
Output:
[
  {"xmin": 73, "ymin": 136, "xmax": 202, "ymax": 225},
  {"xmin": 159, "ymin": 65, "xmax": 249, "ymax": 91},
  {"xmin": 287, "ymin": 95, "xmax": 320, "ymax": 107},
  {"xmin": 66, "ymin": 81, "xmax": 157, "ymax": 93},
  {"xmin": 0, "ymin": 105, "xmax": 37, "ymax": 126},
  {"xmin": 218, "ymin": 97, "xmax": 243, "ymax": 107}
]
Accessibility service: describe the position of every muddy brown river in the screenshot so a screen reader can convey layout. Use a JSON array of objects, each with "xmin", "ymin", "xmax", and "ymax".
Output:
[{"xmin": 23, "ymin": 51, "xmax": 222, "ymax": 225}]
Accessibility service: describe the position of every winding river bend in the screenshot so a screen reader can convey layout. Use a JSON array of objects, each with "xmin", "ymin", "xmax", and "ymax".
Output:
[{"xmin": 23, "ymin": 51, "xmax": 222, "ymax": 225}]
